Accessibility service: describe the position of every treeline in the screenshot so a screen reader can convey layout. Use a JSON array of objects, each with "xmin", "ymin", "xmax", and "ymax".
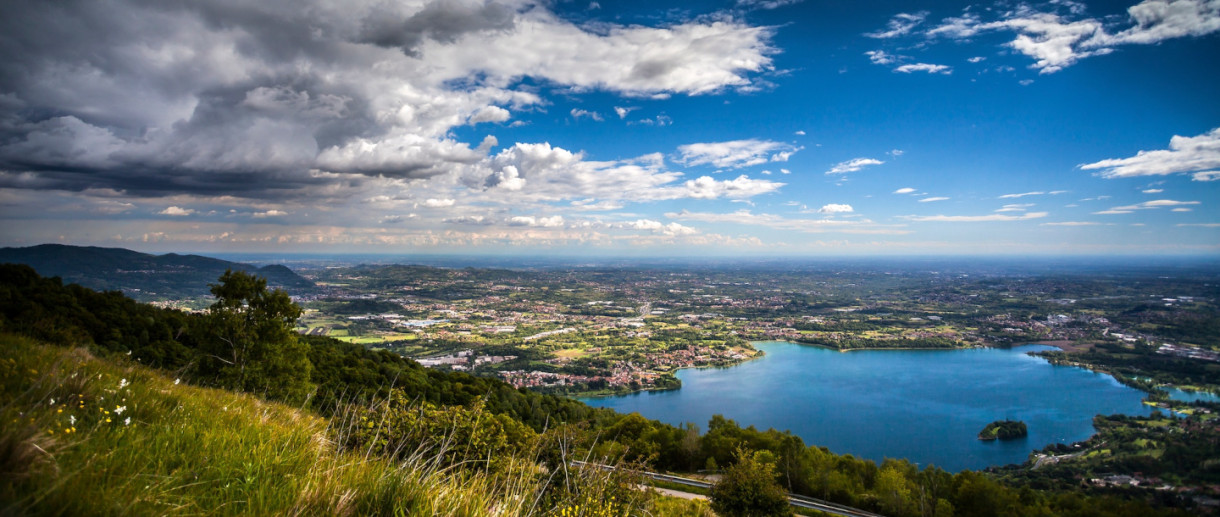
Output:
[
  {"xmin": 994, "ymin": 414, "xmax": 1220, "ymax": 497},
  {"xmin": 1036, "ymin": 341, "xmax": 1220, "ymax": 390},
  {"xmin": 795, "ymin": 336, "xmax": 960, "ymax": 350},
  {"xmin": 0, "ymin": 264, "xmax": 1193, "ymax": 516},
  {"xmin": 0, "ymin": 264, "xmax": 611, "ymax": 431}
]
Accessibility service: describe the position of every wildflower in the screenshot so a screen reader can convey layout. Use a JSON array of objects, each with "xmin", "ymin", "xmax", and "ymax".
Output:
[
  {"xmin": 118, "ymin": 378, "xmax": 129, "ymax": 390},
  {"xmin": 174, "ymin": 378, "xmax": 180, "ymax": 385},
  {"xmin": 105, "ymin": 418, "xmax": 111, "ymax": 423},
  {"xmin": 114, "ymin": 406, "xmax": 126, "ymax": 415},
  {"xmin": 50, "ymin": 398, "xmax": 55, "ymax": 405},
  {"xmin": 124, "ymin": 417, "xmax": 131, "ymax": 426},
  {"xmin": 126, "ymin": 350, "xmax": 132, "ymax": 355},
  {"xmin": 70, "ymin": 415, "xmax": 76, "ymax": 425}
]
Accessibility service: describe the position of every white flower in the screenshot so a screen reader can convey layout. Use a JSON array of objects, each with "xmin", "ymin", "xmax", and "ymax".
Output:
[
  {"xmin": 124, "ymin": 417, "xmax": 131, "ymax": 426},
  {"xmin": 69, "ymin": 415, "xmax": 76, "ymax": 425},
  {"xmin": 114, "ymin": 406, "xmax": 126, "ymax": 415},
  {"xmin": 174, "ymin": 378, "xmax": 180, "ymax": 385},
  {"xmin": 126, "ymin": 351, "xmax": 132, "ymax": 356},
  {"xmin": 118, "ymin": 378, "xmax": 129, "ymax": 390},
  {"xmin": 49, "ymin": 398, "xmax": 55, "ymax": 405}
]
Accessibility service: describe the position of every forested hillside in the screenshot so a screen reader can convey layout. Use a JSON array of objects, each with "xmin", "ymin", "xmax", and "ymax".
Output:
[
  {"xmin": 0, "ymin": 244, "xmax": 313, "ymax": 299},
  {"xmin": 0, "ymin": 264, "xmax": 1197, "ymax": 516}
]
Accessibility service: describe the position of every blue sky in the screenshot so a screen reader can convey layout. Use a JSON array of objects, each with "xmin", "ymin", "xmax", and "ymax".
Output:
[{"xmin": 0, "ymin": 0, "xmax": 1217, "ymax": 256}]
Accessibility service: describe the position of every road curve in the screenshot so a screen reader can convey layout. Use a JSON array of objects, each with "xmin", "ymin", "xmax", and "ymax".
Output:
[{"xmin": 571, "ymin": 461, "xmax": 884, "ymax": 517}]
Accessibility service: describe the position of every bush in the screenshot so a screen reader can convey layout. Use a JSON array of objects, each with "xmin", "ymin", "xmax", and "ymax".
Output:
[{"xmin": 710, "ymin": 448, "xmax": 793, "ymax": 517}]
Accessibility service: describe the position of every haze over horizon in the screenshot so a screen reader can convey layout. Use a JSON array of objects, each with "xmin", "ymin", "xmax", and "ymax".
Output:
[{"xmin": 1, "ymin": 0, "xmax": 1217, "ymax": 256}]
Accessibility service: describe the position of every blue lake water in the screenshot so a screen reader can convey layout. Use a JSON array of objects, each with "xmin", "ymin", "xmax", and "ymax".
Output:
[
  {"xmin": 578, "ymin": 341, "xmax": 1152, "ymax": 472},
  {"xmin": 1167, "ymin": 387, "xmax": 1220, "ymax": 403}
]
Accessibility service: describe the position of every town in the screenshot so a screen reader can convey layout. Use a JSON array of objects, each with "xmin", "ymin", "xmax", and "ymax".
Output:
[{"xmin": 279, "ymin": 262, "xmax": 1219, "ymax": 398}]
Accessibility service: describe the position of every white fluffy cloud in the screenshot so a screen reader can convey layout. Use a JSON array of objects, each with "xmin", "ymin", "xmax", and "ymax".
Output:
[
  {"xmin": 893, "ymin": 187, "xmax": 917, "ymax": 194},
  {"xmin": 1094, "ymin": 199, "xmax": 1201, "ymax": 214},
  {"xmin": 613, "ymin": 106, "xmax": 638, "ymax": 119},
  {"xmin": 866, "ymin": 12, "xmax": 929, "ymax": 39},
  {"xmin": 624, "ymin": 219, "xmax": 698, "ymax": 236},
  {"xmin": 816, "ymin": 203, "xmax": 854, "ymax": 214},
  {"xmin": 905, "ymin": 0, "xmax": 1220, "ymax": 73},
  {"xmin": 895, "ymin": 63, "xmax": 952, "ymax": 74},
  {"xmin": 996, "ymin": 203, "xmax": 1034, "ymax": 212},
  {"xmin": 469, "ymin": 106, "xmax": 512, "ymax": 124},
  {"xmin": 667, "ymin": 209, "xmax": 910, "ymax": 234},
  {"xmin": 0, "ymin": 0, "xmax": 778, "ymax": 199},
  {"xmin": 507, "ymin": 215, "xmax": 565, "ymax": 227},
  {"xmin": 682, "ymin": 175, "xmax": 784, "ymax": 200},
  {"xmin": 999, "ymin": 191, "xmax": 1047, "ymax": 199},
  {"xmin": 864, "ymin": 51, "xmax": 951, "ymax": 74},
  {"xmin": 476, "ymin": 142, "xmax": 784, "ymax": 203},
  {"xmin": 907, "ymin": 212, "xmax": 1049, "ymax": 222},
  {"xmin": 865, "ymin": 50, "xmax": 902, "ymax": 65},
  {"xmin": 1080, "ymin": 127, "xmax": 1220, "ymax": 179},
  {"xmin": 160, "ymin": 206, "xmax": 195, "ymax": 216},
  {"xmin": 677, "ymin": 139, "xmax": 800, "ymax": 169},
  {"xmin": 826, "ymin": 158, "xmax": 883, "ymax": 175},
  {"xmin": 423, "ymin": 198, "xmax": 457, "ymax": 208},
  {"xmin": 1041, "ymin": 221, "xmax": 1107, "ymax": 226},
  {"xmin": 570, "ymin": 109, "xmax": 604, "ymax": 122}
]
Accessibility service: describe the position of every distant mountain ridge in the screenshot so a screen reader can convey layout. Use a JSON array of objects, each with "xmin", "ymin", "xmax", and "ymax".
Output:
[{"xmin": 0, "ymin": 244, "xmax": 313, "ymax": 299}]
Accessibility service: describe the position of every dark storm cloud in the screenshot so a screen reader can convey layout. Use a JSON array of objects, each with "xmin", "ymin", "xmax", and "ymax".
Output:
[
  {"xmin": 0, "ymin": 0, "xmax": 775, "ymax": 203},
  {"xmin": 0, "ymin": 0, "xmax": 491, "ymax": 198},
  {"xmin": 358, "ymin": 0, "xmax": 519, "ymax": 56}
]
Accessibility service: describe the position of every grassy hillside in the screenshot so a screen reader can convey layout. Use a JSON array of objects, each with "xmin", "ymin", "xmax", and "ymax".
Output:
[
  {"xmin": 0, "ymin": 333, "xmax": 642, "ymax": 516},
  {"xmin": 0, "ymin": 265, "xmax": 1201, "ymax": 516}
]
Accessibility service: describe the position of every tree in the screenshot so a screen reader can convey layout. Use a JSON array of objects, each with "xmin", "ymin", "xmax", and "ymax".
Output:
[
  {"xmin": 875, "ymin": 465, "xmax": 915, "ymax": 517},
  {"xmin": 197, "ymin": 270, "xmax": 312, "ymax": 402},
  {"xmin": 709, "ymin": 448, "xmax": 793, "ymax": 517}
]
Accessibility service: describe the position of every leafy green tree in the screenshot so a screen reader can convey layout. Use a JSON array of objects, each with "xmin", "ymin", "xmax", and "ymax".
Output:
[
  {"xmin": 876, "ymin": 465, "xmax": 916, "ymax": 517},
  {"xmin": 710, "ymin": 447, "xmax": 793, "ymax": 517},
  {"xmin": 197, "ymin": 269, "xmax": 312, "ymax": 402}
]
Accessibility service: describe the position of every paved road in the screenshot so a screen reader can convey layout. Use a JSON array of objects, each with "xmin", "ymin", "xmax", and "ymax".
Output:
[
  {"xmin": 639, "ymin": 485, "xmax": 707, "ymax": 501},
  {"xmin": 572, "ymin": 461, "xmax": 884, "ymax": 517}
]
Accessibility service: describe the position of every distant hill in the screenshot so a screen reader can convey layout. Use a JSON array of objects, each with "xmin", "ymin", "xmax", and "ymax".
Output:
[{"xmin": 0, "ymin": 244, "xmax": 313, "ymax": 299}]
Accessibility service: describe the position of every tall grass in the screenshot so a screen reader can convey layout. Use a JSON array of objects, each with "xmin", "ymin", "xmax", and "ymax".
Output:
[{"xmin": 0, "ymin": 334, "xmax": 654, "ymax": 516}]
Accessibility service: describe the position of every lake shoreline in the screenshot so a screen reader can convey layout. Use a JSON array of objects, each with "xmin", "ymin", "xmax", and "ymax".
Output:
[
  {"xmin": 579, "ymin": 339, "xmax": 1152, "ymax": 472},
  {"xmin": 568, "ymin": 347, "xmax": 768, "ymax": 399}
]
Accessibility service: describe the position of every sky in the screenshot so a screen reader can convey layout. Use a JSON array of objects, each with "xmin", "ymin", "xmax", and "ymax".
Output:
[{"xmin": 0, "ymin": 0, "xmax": 1218, "ymax": 257}]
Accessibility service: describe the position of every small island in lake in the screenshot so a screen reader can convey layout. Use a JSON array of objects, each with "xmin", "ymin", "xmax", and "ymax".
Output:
[{"xmin": 978, "ymin": 420, "xmax": 1028, "ymax": 441}]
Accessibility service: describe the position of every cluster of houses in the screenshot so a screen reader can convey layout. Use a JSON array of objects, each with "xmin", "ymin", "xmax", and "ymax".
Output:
[{"xmin": 415, "ymin": 349, "xmax": 516, "ymax": 371}]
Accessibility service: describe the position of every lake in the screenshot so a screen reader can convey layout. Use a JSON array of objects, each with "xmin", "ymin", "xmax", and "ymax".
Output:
[
  {"xmin": 578, "ymin": 341, "xmax": 1152, "ymax": 472},
  {"xmin": 1167, "ymin": 387, "xmax": 1220, "ymax": 403}
]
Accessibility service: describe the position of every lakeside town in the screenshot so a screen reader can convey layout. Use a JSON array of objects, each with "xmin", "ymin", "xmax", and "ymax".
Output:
[{"xmin": 280, "ymin": 263, "xmax": 1219, "ymax": 398}]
